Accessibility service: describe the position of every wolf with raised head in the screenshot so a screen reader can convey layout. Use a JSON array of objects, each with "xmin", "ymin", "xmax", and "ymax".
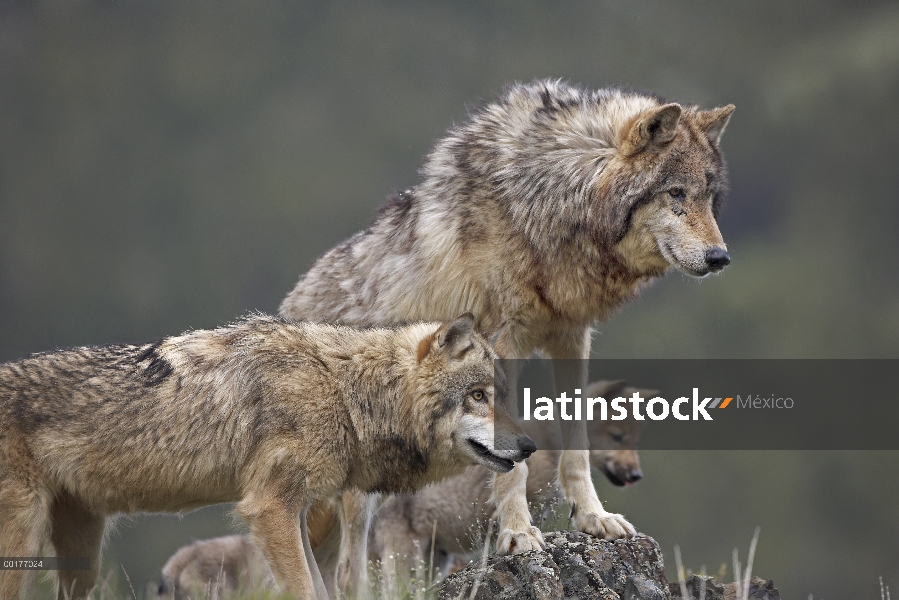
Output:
[
  {"xmin": 280, "ymin": 79, "xmax": 735, "ymax": 595},
  {"xmin": 0, "ymin": 314, "xmax": 532, "ymax": 600}
]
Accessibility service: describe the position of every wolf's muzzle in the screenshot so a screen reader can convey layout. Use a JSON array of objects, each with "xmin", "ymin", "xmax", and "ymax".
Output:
[
  {"xmin": 704, "ymin": 247, "xmax": 731, "ymax": 272},
  {"xmin": 518, "ymin": 435, "xmax": 537, "ymax": 460},
  {"xmin": 603, "ymin": 465, "xmax": 644, "ymax": 487}
]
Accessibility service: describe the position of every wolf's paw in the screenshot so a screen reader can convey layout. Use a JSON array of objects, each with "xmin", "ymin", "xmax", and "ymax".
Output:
[
  {"xmin": 573, "ymin": 510, "xmax": 636, "ymax": 540},
  {"xmin": 495, "ymin": 525, "xmax": 546, "ymax": 555}
]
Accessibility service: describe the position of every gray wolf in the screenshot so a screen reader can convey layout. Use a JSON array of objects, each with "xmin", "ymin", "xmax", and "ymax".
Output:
[
  {"xmin": 157, "ymin": 535, "xmax": 273, "ymax": 600},
  {"xmin": 0, "ymin": 313, "xmax": 534, "ymax": 600},
  {"xmin": 154, "ymin": 380, "xmax": 648, "ymax": 598},
  {"xmin": 279, "ymin": 79, "xmax": 734, "ymax": 593}
]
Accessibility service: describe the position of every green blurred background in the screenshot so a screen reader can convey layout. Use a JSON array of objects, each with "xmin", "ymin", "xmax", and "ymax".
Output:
[{"xmin": 2, "ymin": 1, "xmax": 897, "ymax": 597}]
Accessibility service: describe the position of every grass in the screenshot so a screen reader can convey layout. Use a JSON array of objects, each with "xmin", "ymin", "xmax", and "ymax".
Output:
[
  {"xmin": 672, "ymin": 526, "xmax": 760, "ymax": 600},
  {"xmin": 30, "ymin": 511, "xmax": 892, "ymax": 600}
]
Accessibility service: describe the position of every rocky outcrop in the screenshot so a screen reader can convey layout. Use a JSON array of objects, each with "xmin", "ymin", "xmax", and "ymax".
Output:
[
  {"xmin": 437, "ymin": 532, "xmax": 781, "ymax": 600},
  {"xmin": 437, "ymin": 531, "xmax": 669, "ymax": 600}
]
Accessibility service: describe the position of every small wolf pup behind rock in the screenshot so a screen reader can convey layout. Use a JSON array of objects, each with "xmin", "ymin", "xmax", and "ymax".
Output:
[
  {"xmin": 0, "ymin": 313, "xmax": 534, "ymax": 600},
  {"xmin": 157, "ymin": 535, "xmax": 274, "ymax": 600},
  {"xmin": 280, "ymin": 79, "xmax": 735, "ymax": 587}
]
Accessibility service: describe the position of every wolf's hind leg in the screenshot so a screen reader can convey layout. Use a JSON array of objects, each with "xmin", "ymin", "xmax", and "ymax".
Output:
[
  {"xmin": 0, "ymin": 477, "xmax": 50, "ymax": 600},
  {"xmin": 49, "ymin": 491, "xmax": 105, "ymax": 600}
]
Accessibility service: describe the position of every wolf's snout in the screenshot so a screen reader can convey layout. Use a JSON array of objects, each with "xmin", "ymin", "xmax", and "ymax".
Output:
[
  {"xmin": 704, "ymin": 247, "xmax": 731, "ymax": 271},
  {"xmin": 603, "ymin": 464, "xmax": 644, "ymax": 487},
  {"xmin": 518, "ymin": 436, "xmax": 537, "ymax": 460}
]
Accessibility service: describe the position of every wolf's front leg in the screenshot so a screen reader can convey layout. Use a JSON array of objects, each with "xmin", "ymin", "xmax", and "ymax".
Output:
[
  {"xmin": 335, "ymin": 489, "xmax": 378, "ymax": 600},
  {"xmin": 238, "ymin": 494, "xmax": 329, "ymax": 599},
  {"xmin": 551, "ymin": 336, "xmax": 635, "ymax": 540},
  {"xmin": 491, "ymin": 326, "xmax": 546, "ymax": 555},
  {"xmin": 558, "ymin": 449, "xmax": 635, "ymax": 539},
  {"xmin": 49, "ymin": 492, "xmax": 105, "ymax": 600},
  {"xmin": 492, "ymin": 461, "xmax": 546, "ymax": 554}
]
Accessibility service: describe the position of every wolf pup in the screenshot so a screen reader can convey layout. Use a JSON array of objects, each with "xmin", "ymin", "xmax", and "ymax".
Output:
[
  {"xmin": 0, "ymin": 313, "xmax": 534, "ymax": 600},
  {"xmin": 280, "ymin": 79, "xmax": 734, "ymax": 591},
  {"xmin": 157, "ymin": 535, "xmax": 273, "ymax": 600}
]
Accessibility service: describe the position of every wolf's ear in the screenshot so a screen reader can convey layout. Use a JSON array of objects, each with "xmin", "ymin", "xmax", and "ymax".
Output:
[
  {"xmin": 437, "ymin": 313, "xmax": 476, "ymax": 357},
  {"xmin": 488, "ymin": 321, "xmax": 506, "ymax": 348},
  {"xmin": 419, "ymin": 314, "xmax": 476, "ymax": 362},
  {"xmin": 585, "ymin": 379, "xmax": 628, "ymax": 397},
  {"xmin": 622, "ymin": 103, "xmax": 682, "ymax": 155},
  {"xmin": 633, "ymin": 387, "xmax": 661, "ymax": 399},
  {"xmin": 697, "ymin": 105, "xmax": 735, "ymax": 145}
]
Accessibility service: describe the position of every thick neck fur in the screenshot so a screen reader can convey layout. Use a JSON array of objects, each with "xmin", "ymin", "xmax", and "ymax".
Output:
[
  {"xmin": 409, "ymin": 83, "xmax": 679, "ymax": 323},
  {"xmin": 197, "ymin": 317, "xmax": 462, "ymax": 494}
]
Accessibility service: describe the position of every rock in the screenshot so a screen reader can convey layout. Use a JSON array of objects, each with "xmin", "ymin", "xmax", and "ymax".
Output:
[
  {"xmin": 669, "ymin": 574, "xmax": 780, "ymax": 600},
  {"xmin": 438, "ymin": 532, "xmax": 670, "ymax": 600},
  {"xmin": 438, "ymin": 532, "xmax": 781, "ymax": 600},
  {"xmin": 668, "ymin": 575, "xmax": 725, "ymax": 600},
  {"xmin": 442, "ymin": 549, "xmax": 564, "ymax": 600}
]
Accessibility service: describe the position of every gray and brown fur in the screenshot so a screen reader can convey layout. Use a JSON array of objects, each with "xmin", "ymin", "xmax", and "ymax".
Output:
[
  {"xmin": 279, "ymin": 79, "xmax": 734, "ymax": 590},
  {"xmin": 0, "ymin": 313, "xmax": 533, "ymax": 600}
]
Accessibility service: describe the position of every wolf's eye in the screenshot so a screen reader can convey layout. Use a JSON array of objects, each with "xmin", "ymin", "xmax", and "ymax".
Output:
[
  {"xmin": 668, "ymin": 187, "xmax": 686, "ymax": 199},
  {"xmin": 471, "ymin": 390, "xmax": 486, "ymax": 402}
]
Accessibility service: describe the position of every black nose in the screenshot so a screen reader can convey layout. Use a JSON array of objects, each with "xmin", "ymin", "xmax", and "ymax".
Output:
[
  {"xmin": 518, "ymin": 436, "xmax": 537, "ymax": 458},
  {"xmin": 705, "ymin": 247, "xmax": 731, "ymax": 271},
  {"xmin": 628, "ymin": 469, "xmax": 643, "ymax": 483}
]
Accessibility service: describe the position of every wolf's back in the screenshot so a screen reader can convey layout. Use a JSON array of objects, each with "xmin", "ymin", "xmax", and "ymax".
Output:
[{"xmin": 0, "ymin": 343, "xmax": 165, "ymax": 432}]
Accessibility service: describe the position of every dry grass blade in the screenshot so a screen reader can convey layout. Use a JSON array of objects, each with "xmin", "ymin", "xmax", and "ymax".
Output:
[
  {"xmin": 699, "ymin": 564, "xmax": 707, "ymax": 600},
  {"xmin": 674, "ymin": 544, "xmax": 688, "ymax": 600},
  {"xmin": 96, "ymin": 569, "xmax": 115, "ymax": 600},
  {"xmin": 429, "ymin": 519, "xmax": 438, "ymax": 587},
  {"xmin": 120, "ymin": 565, "xmax": 137, "ymax": 600},
  {"xmin": 741, "ymin": 527, "xmax": 760, "ymax": 600},
  {"xmin": 461, "ymin": 516, "xmax": 494, "ymax": 600}
]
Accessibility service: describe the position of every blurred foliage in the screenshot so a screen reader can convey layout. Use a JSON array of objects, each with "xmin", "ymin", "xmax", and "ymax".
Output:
[{"xmin": 1, "ymin": 1, "xmax": 898, "ymax": 598}]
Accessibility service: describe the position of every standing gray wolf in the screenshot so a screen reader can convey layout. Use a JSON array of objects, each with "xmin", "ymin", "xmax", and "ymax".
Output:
[
  {"xmin": 154, "ymin": 381, "xmax": 649, "ymax": 598},
  {"xmin": 0, "ymin": 313, "xmax": 534, "ymax": 600},
  {"xmin": 279, "ymin": 79, "xmax": 735, "ymax": 593}
]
